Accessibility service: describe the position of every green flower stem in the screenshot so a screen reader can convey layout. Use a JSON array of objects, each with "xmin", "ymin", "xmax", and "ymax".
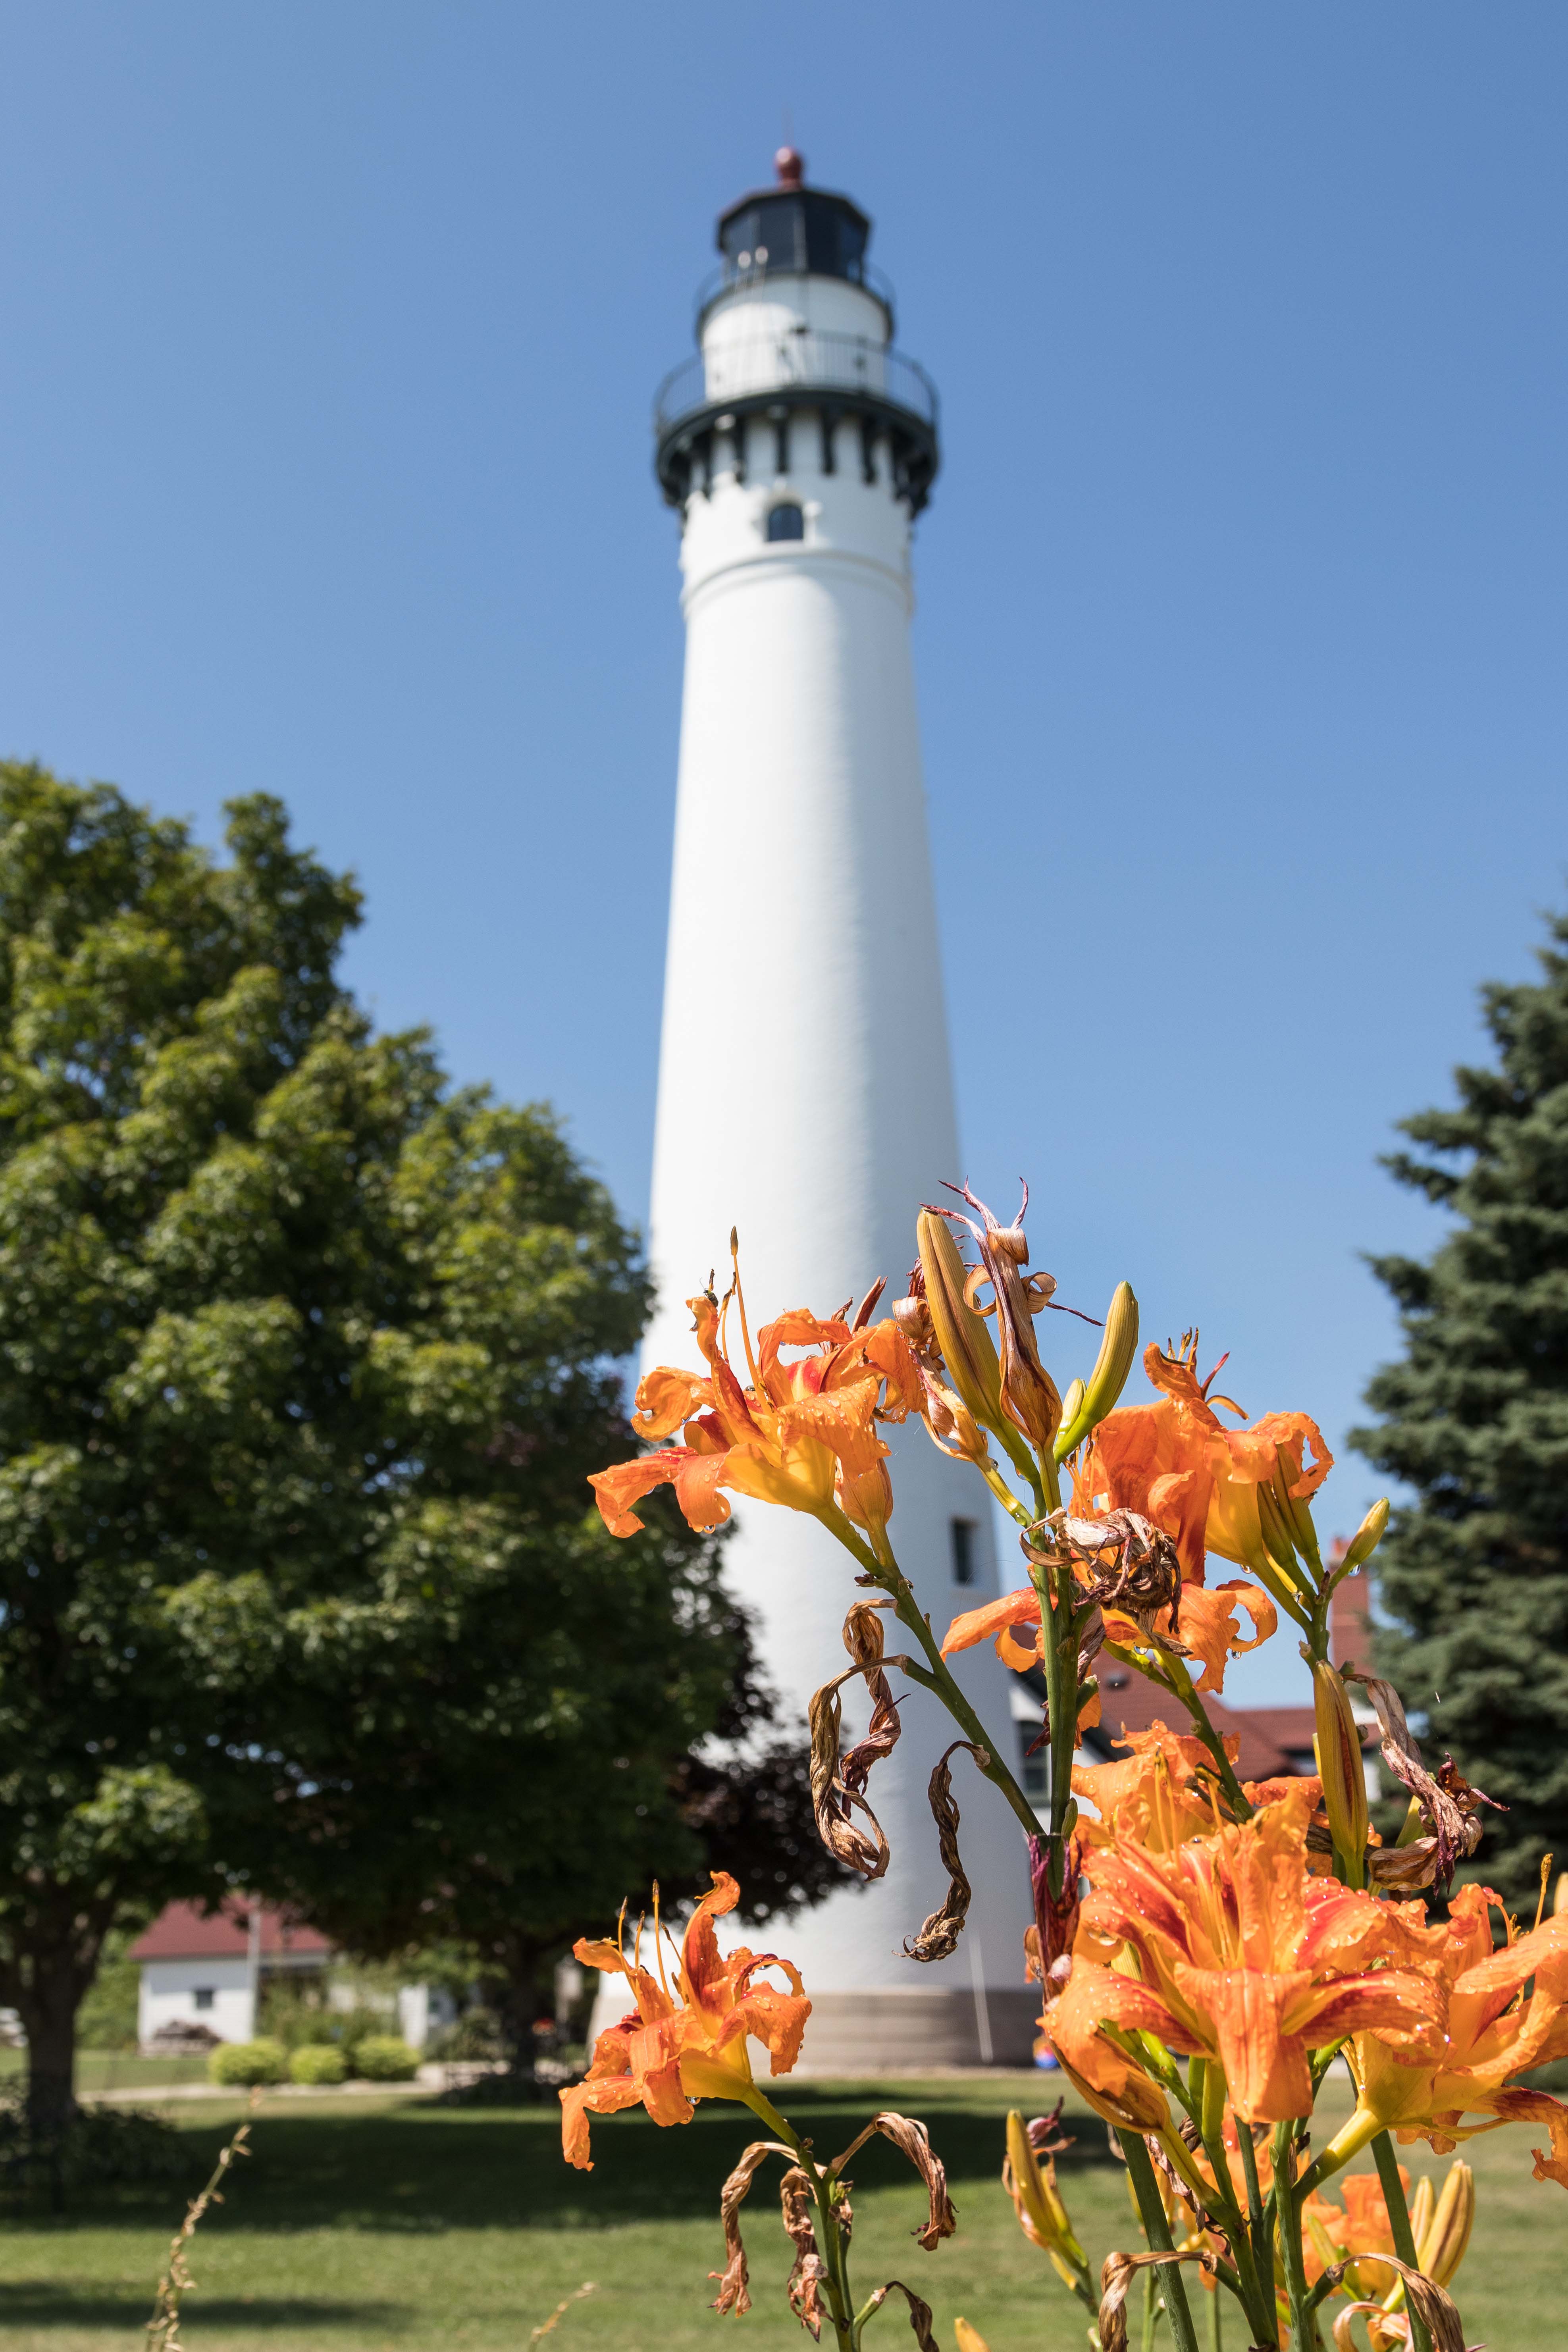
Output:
[
  {"xmin": 1371, "ymin": 2130, "xmax": 1433, "ymax": 2352},
  {"xmin": 1045, "ymin": 1557, "xmax": 1082, "ymax": 1897},
  {"xmin": 980, "ymin": 1458, "xmax": 1036, "ymax": 1529},
  {"xmin": 1107, "ymin": 1643, "xmax": 1253, "ymax": 1821},
  {"xmin": 1187, "ymin": 2072, "xmax": 1273, "ymax": 2346},
  {"xmin": 1236, "ymin": 2119, "xmax": 1275, "ymax": 2319},
  {"xmin": 883, "ymin": 1571, "xmax": 1043, "ymax": 1842},
  {"xmin": 820, "ymin": 1521, "xmax": 1040, "ymax": 1840},
  {"xmin": 1273, "ymin": 2125, "xmax": 1321, "ymax": 2352},
  {"xmin": 1122, "ymin": 2131, "xmax": 1202, "ymax": 2352}
]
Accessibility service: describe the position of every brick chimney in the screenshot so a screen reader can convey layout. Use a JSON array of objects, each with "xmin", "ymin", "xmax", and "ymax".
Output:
[{"xmin": 1328, "ymin": 1537, "xmax": 1373, "ymax": 1675}]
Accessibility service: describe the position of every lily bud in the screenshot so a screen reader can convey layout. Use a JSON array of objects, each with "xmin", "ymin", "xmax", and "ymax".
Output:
[
  {"xmin": 1055, "ymin": 1282, "xmax": 1139, "ymax": 1462},
  {"xmin": 1057, "ymin": 1376, "xmax": 1087, "ymax": 1438},
  {"xmin": 1003, "ymin": 2109, "xmax": 1087, "ymax": 2275},
  {"xmin": 1054, "ymin": 2048, "xmax": 1170, "ymax": 2136},
  {"xmin": 1417, "ymin": 2158, "xmax": 1474, "ymax": 2288},
  {"xmin": 1006, "ymin": 2117, "xmax": 1081, "ymax": 2258},
  {"xmin": 953, "ymin": 2323, "xmax": 991, "ymax": 2352},
  {"xmin": 1312, "ymin": 1657, "xmax": 1370, "ymax": 1881},
  {"xmin": 917, "ymin": 1209, "xmax": 1004, "ymax": 1429},
  {"xmin": 1337, "ymin": 1496, "xmax": 1390, "ymax": 1581}
]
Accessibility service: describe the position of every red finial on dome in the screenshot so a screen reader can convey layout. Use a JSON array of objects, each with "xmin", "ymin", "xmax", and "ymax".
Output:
[{"xmin": 774, "ymin": 146, "xmax": 805, "ymax": 189}]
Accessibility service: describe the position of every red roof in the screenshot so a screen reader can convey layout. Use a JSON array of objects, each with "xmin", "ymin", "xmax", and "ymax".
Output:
[
  {"xmin": 128, "ymin": 1899, "xmax": 333, "ymax": 1963},
  {"xmin": 1088, "ymin": 1668, "xmax": 1378, "ymax": 1785}
]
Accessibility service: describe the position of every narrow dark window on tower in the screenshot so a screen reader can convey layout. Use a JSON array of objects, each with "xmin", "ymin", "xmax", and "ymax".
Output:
[
  {"xmin": 950, "ymin": 1516, "xmax": 977, "ymax": 1586},
  {"xmin": 766, "ymin": 502, "xmax": 805, "ymax": 542}
]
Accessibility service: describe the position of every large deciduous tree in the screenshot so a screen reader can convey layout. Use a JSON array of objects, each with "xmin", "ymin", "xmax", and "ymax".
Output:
[
  {"xmin": 1352, "ymin": 909, "xmax": 1568, "ymax": 1909},
  {"xmin": 0, "ymin": 762, "xmax": 780, "ymax": 2131}
]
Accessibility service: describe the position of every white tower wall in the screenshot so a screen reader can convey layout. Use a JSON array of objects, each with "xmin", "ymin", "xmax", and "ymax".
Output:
[{"xmin": 639, "ymin": 198, "xmax": 1036, "ymax": 2068}]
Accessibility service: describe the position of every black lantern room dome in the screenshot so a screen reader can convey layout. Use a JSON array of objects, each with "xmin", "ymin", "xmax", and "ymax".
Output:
[{"xmin": 717, "ymin": 148, "xmax": 872, "ymax": 287}]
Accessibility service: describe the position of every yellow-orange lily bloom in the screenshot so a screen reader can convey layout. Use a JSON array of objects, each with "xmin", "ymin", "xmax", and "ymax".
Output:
[
  {"xmin": 589, "ymin": 1283, "xmax": 920, "ymax": 1544},
  {"xmin": 1070, "ymin": 1722, "xmax": 1237, "ymax": 1855},
  {"xmin": 560, "ymin": 1872, "xmax": 810, "ymax": 2169},
  {"xmin": 1048, "ymin": 1783, "xmax": 1447, "ymax": 2123},
  {"xmin": 940, "ymin": 1574, "xmax": 1276, "ymax": 1698},
  {"xmin": 1350, "ymin": 1886, "xmax": 1568, "ymax": 2190},
  {"xmin": 1074, "ymin": 1337, "xmax": 1331, "ymax": 1587}
]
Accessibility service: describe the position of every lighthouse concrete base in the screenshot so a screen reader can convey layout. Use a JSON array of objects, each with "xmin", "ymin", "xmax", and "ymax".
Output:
[
  {"xmin": 786, "ymin": 1984, "xmax": 1041, "ymax": 2073},
  {"xmin": 586, "ymin": 1980, "xmax": 1042, "ymax": 2075}
]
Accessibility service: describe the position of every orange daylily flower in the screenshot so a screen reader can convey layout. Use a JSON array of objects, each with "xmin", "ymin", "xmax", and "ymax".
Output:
[
  {"xmin": 589, "ymin": 1279, "xmax": 921, "ymax": 1545},
  {"xmin": 1300, "ymin": 2167, "xmax": 1407, "ymax": 2298},
  {"xmin": 1350, "ymin": 1887, "xmax": 1568, "ymax": 2190},
  {"xmin": 1074, "ymin": 1337, "xmax": 1331, "ymax": 1587},
  {"xmin": 560, "ymin": 1872, "xmax": 810, "ymax": 2170},
  {"xmin": 1048, "ymin": 1782, "xmax": 1447, "ymax": 2123},
  {"xmin": 1070, "ymin": 1722, "xmax": 1239, "ymax": 1854},
  {"xmin": 939, "ymin": 1574, "xmax": 1276, "ymax": 1699}
]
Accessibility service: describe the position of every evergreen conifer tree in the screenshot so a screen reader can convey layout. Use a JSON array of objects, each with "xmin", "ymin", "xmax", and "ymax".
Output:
[{"xmin": 1352, "ymin": 910, "xmax": 1568, "ymax": 1909}]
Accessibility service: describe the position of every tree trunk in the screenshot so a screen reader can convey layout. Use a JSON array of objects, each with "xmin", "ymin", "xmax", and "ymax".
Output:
[
  {"xmin": 483, "ymin": 1936, "xmax": 551, "ymax": 2082},
  {"xmin": 15, "ymin": 1960, "xmax": 82, "ymax": 2143}
]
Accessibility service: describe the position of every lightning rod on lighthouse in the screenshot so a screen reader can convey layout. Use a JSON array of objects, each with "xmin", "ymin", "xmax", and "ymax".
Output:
[{"xmin": 643, "ymin": 150, "xmax": 1036, "ymax": 2066}]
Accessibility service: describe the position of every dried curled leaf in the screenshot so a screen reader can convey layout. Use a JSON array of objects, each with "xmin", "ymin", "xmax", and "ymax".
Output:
[
  {"xmin": 903, "ymin": 1740, "xmax": 988, "ymax": 1963},
  {"xmin": 1098, "ymin": 2248, "xmax": 1217, "ymax": 2352},
  {"xmin": 1319, "ymin": 2254, "xmax": 1470, "ymax": 2352},
  {"xmin": 1345, "ymin": 1670, "xmax": 1503, "ymax": 1892},
  {"xmin": 709, "ymin": 2139, "xmax": 792, "ymax": 2317},
  {"xmin": 860, "ymin": 2279, "xmax": 940, "ymax": 2352},
  {"xmin": 779, "ymin": 2166, "xmax": 829, "ymax": 2339},
  {"xmin": 808, "ymin": 1604, "xmax": 903, "ymax": 1881},
  {"xmin": 831, "ymin": 2112, "xmax": 955, "ymax": 2251},
  {"xmin": 1024, "ymin": 1507, "xmax": 1181, "ymax": 1628}
]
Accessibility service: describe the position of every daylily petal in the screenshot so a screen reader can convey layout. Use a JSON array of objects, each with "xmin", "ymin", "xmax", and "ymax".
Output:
[
  {"xmin": 941, "ymin": 1587, "xmax": 1042, "ymax": 1659},
  {"xmin": 588, "ymin": 1453, "xmax": 693, "ymax": 1537},
  {"xmin": 632, "ymin": 1364, "xmax": 713, "ymax": 1439},
  {"xmin": 1173, "ymin": 1579, "xmax": 1278, "ymax": 1694}
]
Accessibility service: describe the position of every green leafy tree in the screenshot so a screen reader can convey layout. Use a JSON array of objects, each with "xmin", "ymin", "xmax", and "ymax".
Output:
[
  {"xmin": 1352, "ymin": 908, "xmax": 1568, "ymax": 1908},
  {"xmin": 237, "ymin": 1537, "xmax": 840, "ymax": 2070},
  {"xmin": 0, "ymin": 762, "xmax": 773, "ymax": 2130}
]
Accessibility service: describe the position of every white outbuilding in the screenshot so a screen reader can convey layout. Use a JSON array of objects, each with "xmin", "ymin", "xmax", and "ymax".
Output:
[{"xmin": 129, "ymin": 1899, "xmax": 333, "ymax": 2047}]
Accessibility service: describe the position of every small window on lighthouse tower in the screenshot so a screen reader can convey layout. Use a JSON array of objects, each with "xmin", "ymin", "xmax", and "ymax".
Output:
[
  {"xmin": 766, "ymin": 502, "xmax": 805, "ymax": 542},
  {"xmin": 950, "ymin": 1517, "xmax": 978, "ymax": 1586}
]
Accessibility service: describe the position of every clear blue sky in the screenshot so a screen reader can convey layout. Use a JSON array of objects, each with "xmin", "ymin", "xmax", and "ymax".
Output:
[{"xmin": 1, "ymin": 6, "xmax": 1562, "ymax": 1700}]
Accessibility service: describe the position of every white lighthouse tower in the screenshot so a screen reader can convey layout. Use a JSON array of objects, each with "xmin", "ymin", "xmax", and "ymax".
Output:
[{"xmin": 645, "ymin": 152, "xmax": 1035, "ymax": 2066}]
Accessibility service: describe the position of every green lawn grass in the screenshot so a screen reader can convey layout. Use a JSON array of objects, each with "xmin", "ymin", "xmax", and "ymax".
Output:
[{"xmin": 0, "ymin": 2073, "xmax": 1557, "ymax": 2350}]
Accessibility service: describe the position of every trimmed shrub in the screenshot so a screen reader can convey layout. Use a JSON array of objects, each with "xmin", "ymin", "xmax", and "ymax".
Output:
[
  {"xmin": 208, "ymin": 2038, "xmax": 288, "ymax": 2086},
  {"xmin": 288, "ymin": 2042, "xmax": 347, "ymax": 2086},
  {"xmin": 354, "ymin": 2036, "xmax": 417, "ymax": 2081}
]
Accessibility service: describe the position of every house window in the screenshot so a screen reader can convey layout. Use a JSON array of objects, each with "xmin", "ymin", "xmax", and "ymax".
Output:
[
  {"xmin": 1019, "ymin": 1723, "xmax": 1047, "ymax": 1800},
  {"xmin": 766, "ymin": 502, "xmax": 805, "ymax": 542},
  {"xmin": 950, "ymin": 1517, "xmax": 978, "ymax": 1586},
  {"xmin": 192, "ymin": 1987, "xmax": 215, "ymax": 2011}
]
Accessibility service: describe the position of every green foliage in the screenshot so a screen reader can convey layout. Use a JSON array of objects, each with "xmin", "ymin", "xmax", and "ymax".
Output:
[
  {"xmin": 75, "ymin": 1931, "xmax": 140, "ymax": 2052},
  {"xmin": 288, "ymin": 2042, "xmax": 347, "ymax": 2085},
  {"xmin": 0, "ymin": 760, "xmax": 766, "ymax": 2111},
  {"xmin": 1353, "ymin": 908, "xmax": 1568, "ymax": 1907},
  {"xmin": 208, "ymin": 2039, "xmax": 287, "ymax": 2086},
  {"xmin": 426, "ymin": 2008, "xmax": 502, "ymax": 2063},
  {"xmin": 353, "ymin": 2036, "xmax": 417, "ymax": 2082}
]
